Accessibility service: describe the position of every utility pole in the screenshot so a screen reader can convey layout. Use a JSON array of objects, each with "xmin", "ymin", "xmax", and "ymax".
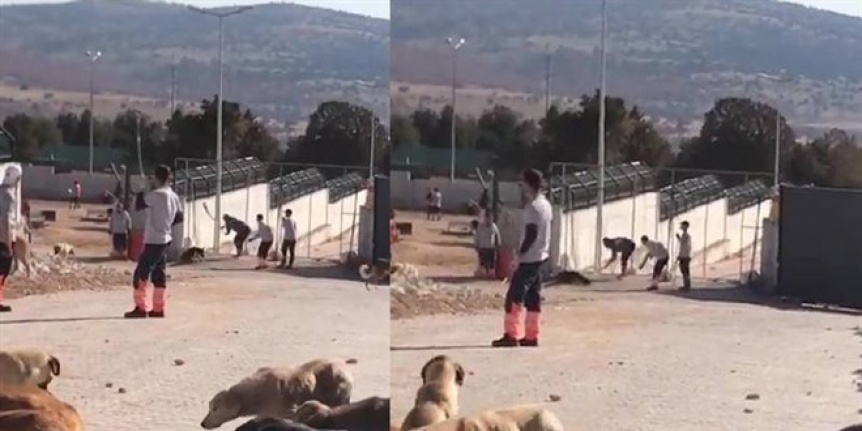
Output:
[
  {"xmin": 86, "ymin": 50, "xmax": 102, "ymax": 174},
  {"xmin": 545, "ymin": 46, "xmax": 553, "ymax": 114}
]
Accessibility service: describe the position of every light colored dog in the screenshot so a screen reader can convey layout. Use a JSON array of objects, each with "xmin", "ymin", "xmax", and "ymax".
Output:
[
  {"xmin": 0, "ymin": 350, "xmax": 61, "ymax": 391},
  {"xmin": 414, "ymin": 405, "xmax": 564, "ymax": 431},
  {"xmin": 400, "ymin": 355, "xmax": 465, "ymax": 431},
  {"xmin": 0, "ymin": 383, "xmax": 83, "ymax": 431},
  {"xmin": 11, "ymin": 224, "xmax": 31, "ymax": 278},
  {"xmin": 293, "ymin": 396, "xmax": 389, "ymax": 431},
  {"xmin": 53, "ymin": 242, "xmax": 75, "ymax": 258},
  {"xmin": 201, "ymin": 358, "xmax": 354, "ymax": 429}
]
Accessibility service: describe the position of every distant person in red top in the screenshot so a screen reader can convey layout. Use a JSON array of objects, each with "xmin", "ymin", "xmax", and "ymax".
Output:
[{"xmin": 70, "ymin": 180, "xmax": 82, "ymax": 209}]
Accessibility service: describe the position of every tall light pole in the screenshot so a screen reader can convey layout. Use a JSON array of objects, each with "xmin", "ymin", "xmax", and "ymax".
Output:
[
  {"xmin": 594, "ymin": 0, "xmax": 608, "ymax": 273},
  {"xmin": 188, "ymin": 5, "xmax": 254, "ymax": 254},
  {"xmin": 154, "ymin": 53, "xmax": 179, "ymax": 114},
  {"xmin": 446, "ymin": 37, "xmax": 466, "ymax": 182},
  {"xmin": 130, "ymin": 110, "xmax": 146, "ymax": 178},
  {"xmin": 757, "ymin": 73, "xmax": 791, "ymax": 189},
  {"xmin": 544, "ymin": 44, "xmax": 554, "ymax": 114},
  {"xmin": 86, "ymin": 50, "xmax": 102, "ymax": 174}
]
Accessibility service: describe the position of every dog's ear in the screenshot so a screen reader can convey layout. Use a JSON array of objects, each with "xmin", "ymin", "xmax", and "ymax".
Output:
[
  {"xmin": 48, "ymin": 356, "xmax": 61, "ymax": 376},
  {"xmin": 454, "ymin": 363, "xmax": 465, "ymax": 386}
]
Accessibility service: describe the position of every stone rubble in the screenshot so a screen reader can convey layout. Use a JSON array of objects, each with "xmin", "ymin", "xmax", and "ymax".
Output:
[
  {"xmin": 6, "ymin": 253, "xmax": 129, "ymax": 297},
  {"xmin": 390, "ymin": 262, "xmax": 502, "ymax": 320}
]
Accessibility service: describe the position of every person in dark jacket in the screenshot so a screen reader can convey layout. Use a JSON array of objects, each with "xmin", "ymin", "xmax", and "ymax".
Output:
[
  {"xmin": 223, "ymin": 214, "xmax": 251, "ymax": 257},
  {"xmin": 602, "ymin": 236, "xmax": 637, "ymax": 279}
]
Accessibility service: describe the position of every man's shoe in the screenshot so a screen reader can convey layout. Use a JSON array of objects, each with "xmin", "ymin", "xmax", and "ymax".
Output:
[
  {"xmin": 147, "ymin": 310, "xmax": 165, "ymax": 318},
  {"xmin": 491, "ymin": 334, "xmax": 519, "ymax": 348},
  {"xmin": 123, "ymin": 307, "xmax": 148, "ymax": 318},
  {"xmin": 0, "ymin": 303, "xmax": 11, "ymax": 312},
  {"xmin": 678, "ymin": 286, "xmax": 691, "ymax": 292},
  {"xmin": 519, "ymin": 338, "xmax": 539, "ymax": 347},
  {"xmin": 646, "ymin": 285, "xmax": 659, "ymax": 291}
]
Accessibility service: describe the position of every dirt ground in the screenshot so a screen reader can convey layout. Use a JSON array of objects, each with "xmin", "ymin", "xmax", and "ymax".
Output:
[
  {"xmin": 2, "ymin": 201, "xmax": 390, "ymax": 430},
  {"xmin": 390, "ymin": 212, "xmax": 862, "ymax": 430},
  {"xmin": 6, "ymin": 200, "xmax": 135, "ymax": 299}
]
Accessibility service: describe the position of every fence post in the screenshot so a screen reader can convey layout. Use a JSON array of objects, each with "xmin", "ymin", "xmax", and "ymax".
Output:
[
  {"xmin": 665, "ymin": 169, "xmax": 676, "ymax": 260},
  {"xmin": 702, "ymin": 192, "xmax": 709, "ymax": 278},
  {"xmin": 738, "ymin": 174, "xmax": 749, "ymax": 281},
  {"xmin": 748, "ymin": 197, "xmax": 763, "ymax": 280},
  {"xmin": 307, "ymin": 187, "xmax": 313, "ymax": 259}
]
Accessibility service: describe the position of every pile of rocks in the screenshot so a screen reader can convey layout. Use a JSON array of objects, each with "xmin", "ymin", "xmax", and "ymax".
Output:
[
  {"xmin": 390, "ymin": 263, "xmax": 502, "ymax": 320},
  {"xmin": 6, "ymin": 254, "xmax": 128, "ymax": 298}
]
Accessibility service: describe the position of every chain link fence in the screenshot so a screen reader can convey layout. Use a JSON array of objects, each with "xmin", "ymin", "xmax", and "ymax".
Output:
[{"xmin": 173, "ymin": 157, "xmax": 371, "ymax": 262}]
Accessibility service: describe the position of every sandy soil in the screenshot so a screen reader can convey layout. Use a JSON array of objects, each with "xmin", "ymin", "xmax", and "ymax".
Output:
[
  {"xmin": 392, "ymin": 211, "xmax": 478, "ymax": 275},
  {"xmin": 390, "ymin": 212, "xmax": 862, "ymax": 430},
  {"xmin": 2, "ymin": 202, "xmax": 390, "ymax": 430}
]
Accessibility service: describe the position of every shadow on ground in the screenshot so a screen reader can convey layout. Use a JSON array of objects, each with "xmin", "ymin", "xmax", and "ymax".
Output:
[
  {"xmin": 391, "ymin": 344, "xmax": 497, "ymax": 352},
  {"xmin": 659, "ymin": 285, "xmax": 862, "ymax": 316},
  {"xmin": 0, "ymin": 316, "xmax": 126, "ymax": 325}
]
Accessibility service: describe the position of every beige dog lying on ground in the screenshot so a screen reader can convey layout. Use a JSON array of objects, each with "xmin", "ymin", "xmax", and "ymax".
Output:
[
  {"xmin": 400, "ymin": 355, "xmax": 466, "ymax": 430},
  {"xmin": 0, "ymin": 350, "xmax": 61, "ymax": 391},
  {"xmin": 11, "ymin": 224, "xmax": 31, "ymax": 279},
  {"xmin": 293, "ymin": 396, "xmax": 390, "ymax": 431},
  {"xmin": 413, "ymin": 405, "xmax": 564, "ymax": 431},
  {"xmin": 0, "ymin": 383, "xmax": 84, "ymax": 431},
  {"xmin": 201, "ymin": 358, "xmax": 354, "ymax": 429}
]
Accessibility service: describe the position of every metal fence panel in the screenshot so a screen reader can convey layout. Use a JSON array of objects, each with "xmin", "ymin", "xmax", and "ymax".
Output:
[{"xmin": 777, "ymin": 185, "xmax": 862, "ymax": 308}]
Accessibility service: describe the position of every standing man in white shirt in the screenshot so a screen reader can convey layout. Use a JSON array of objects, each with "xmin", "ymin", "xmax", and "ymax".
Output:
[
  {"xmin": 639, "ymin": 235, "xmax": 670, "ymax": 291},
  {"xmin": 279, "ymin": 208, "xmax": 298, "ymax": 269},
  {"xmin": 492, "ymin": 169, "xmax": 553, "ymax": 348},
  {"xmin": 125, "ymin": 165, "xmax": 183, "ymax": 319},
  {"xmin": 676, "ymin": 221, "xmax": 692, "ymax": 291},
  {"xmin": 248, "ymin": 213, "xmax": 274, "ymax": 270}
]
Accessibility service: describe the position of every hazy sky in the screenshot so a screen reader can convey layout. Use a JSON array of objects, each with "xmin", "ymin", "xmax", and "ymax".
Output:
[
  {"xmin": 0, "ymin": 0, "xmax": 391, "ymax": 19},
  {"xmin": 0, "ymin": 0, "xmax": 859, "ymax": 19}
]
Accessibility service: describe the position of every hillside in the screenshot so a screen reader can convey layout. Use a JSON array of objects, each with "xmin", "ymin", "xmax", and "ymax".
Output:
[
  {"xmin": 0, "ymin": 0, "xmax": 389, "ymax": 129},
  {"xmin": 391, "ymin": 0, "xmax": 862, "ymax": 136}
]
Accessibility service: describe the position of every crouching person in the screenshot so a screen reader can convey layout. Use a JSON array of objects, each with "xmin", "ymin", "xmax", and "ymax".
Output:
[{"xmin": 125, "ymin": 165, "xmax": 183, "ymax": 319}]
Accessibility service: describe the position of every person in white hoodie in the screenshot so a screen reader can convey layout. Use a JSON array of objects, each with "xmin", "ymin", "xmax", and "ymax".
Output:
[
  {"xmin": 248, "ymin": 214, "xmax": 274, "ymax": 270},
  {"xmin": 0, "ymin": 165, "xmax": 21, "ymax": 312}
]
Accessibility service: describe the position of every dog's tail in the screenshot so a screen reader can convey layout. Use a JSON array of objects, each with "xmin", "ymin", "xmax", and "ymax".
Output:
[
  {"xmin": 358, "ymin": 264, "xmax": 373, "ymax": 280},
  {"xmin": 48, "ymin": 356, "xmax": 61, "ymax": 376}
]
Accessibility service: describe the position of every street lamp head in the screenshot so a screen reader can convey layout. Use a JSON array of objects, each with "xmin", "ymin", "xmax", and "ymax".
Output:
[
  {"xmin": 85, "ymin": 50, "xmax": 102, "ymax": 61},
  {"xmin": 446, "ymin": 37, "xmax": 466, "ymax": 49}
]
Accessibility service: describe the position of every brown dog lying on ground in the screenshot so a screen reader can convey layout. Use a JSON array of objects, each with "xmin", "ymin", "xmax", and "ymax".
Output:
[
  {"xmin": 0, "ymin": 350, "xmax": 61, "ymax": 391},
  {"xmin": 0, "ymin": 383, "xmax": 84, "ymax": 431},
  {"xmin": 413, "ymin": 405, "xmax": 564, "ymax": 431},
  {"xmin": 201, "ymin": 358, "xmax": 355, "ymax": 429},
  {"xmin": 293, "ymin": 396, "xmax": 389, "ymax": 431},
  {"xmin": 400, "ymin": 355, "xmax": 465, "ymax": 430}
]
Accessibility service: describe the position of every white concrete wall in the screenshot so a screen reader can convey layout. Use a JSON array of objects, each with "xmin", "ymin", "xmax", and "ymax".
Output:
[
  {"xmin": 390, "ymin": 170, "xmax": 520, "ymax": 212},
  {"xmin": 550, "ymin": 192, "xmax": 771, "ymax": 273},
  {"xmin": 177, "ymin": 184, "xmax": 367, "ymax": 258},
  {"xmin": 554, "ymin": 192, "xmax": 657, "ymax": 271}
]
